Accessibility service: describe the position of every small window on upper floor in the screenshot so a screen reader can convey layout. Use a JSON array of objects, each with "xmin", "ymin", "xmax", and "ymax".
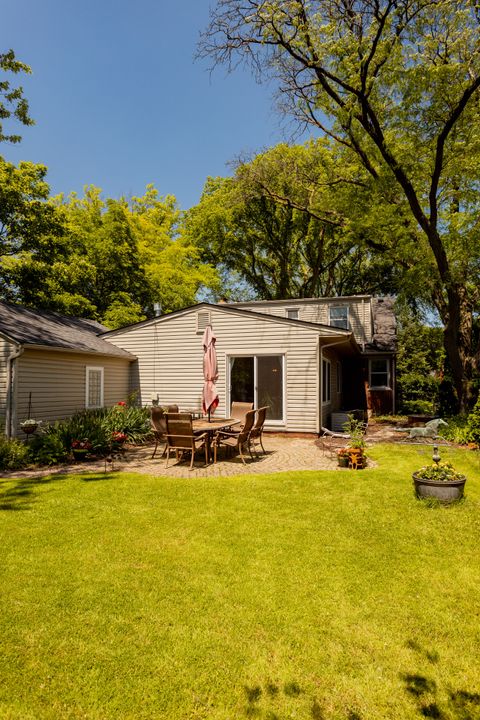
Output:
[
  {"xmin": 329, "ymin": 305, "xmax": 349, "ymax": 329},
  {"xmin": 286, "ymin": 308, "xmax": 299, "ymax": 320}
]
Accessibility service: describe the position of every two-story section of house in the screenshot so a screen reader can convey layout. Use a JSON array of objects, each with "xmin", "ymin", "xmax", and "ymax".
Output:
[
  {"xmin": 229, "ymin": 295, "xmax": 397, "ymax": 422},
  {"xmin": 104, "ymin": 295, "xmax": 396, "ymax": 435}
]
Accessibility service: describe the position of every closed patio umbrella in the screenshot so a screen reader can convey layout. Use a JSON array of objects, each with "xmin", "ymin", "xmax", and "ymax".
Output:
[{"xmin": 202, "ymin": 325, "xmax": 219, "ymax": 421}]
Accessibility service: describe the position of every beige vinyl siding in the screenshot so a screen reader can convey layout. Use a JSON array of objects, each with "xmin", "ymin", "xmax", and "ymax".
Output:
[
  {"xmin": 14, "ymin": 349, "xmax": 131, "ymax": 436},
  {"xmin": 107, "ymin": 307, "xmax": 321, "ymax": 433},
  {"xmin": 320, "ymin": 348, "xmax": 343, "ymax": 427},
  {"xmin": 0, "ymin": 337, "xmax": 14, "ymax": 430},
  {"xmin": 238, "ymin": 298, "xmax": 372, "ymax": 344}
]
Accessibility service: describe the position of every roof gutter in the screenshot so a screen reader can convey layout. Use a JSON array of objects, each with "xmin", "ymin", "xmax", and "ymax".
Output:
[
  {"xmin": 319, "ymin": 335, "xmax": 353, "ymax": 435},
  {"xmin": 5, "ymin": 343, "xmax": 24, "ymax": 439}
]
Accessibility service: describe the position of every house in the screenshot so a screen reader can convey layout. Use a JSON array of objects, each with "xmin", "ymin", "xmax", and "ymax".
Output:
[
  {"xmin": 0, "ymin": 302, "xmax": 136, "ymax": 438},
  {"xmin": 103, "ymin": 295, "xmax": 396, "ymax": 434}
]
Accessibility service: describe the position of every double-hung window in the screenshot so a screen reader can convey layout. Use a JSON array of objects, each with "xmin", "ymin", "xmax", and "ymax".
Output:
[
  {"xmin": 369, "ymin": 358, "xmax": 391, "ymax": 389},
  {"xmin": 329, "ymin": 305, "xmax": 349, "ymax": 329},
  {"xmin": 86, "ymin": 366, "xmax": 104, "ymax": 409}
]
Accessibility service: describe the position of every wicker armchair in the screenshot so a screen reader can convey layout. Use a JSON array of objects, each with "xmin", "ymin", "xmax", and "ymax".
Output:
[{"xmin": 165, "ymin": 413, "xmax": 208, "ymax": 471}]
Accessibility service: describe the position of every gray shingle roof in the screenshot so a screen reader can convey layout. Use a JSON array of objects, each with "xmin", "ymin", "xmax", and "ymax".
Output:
[{"xmin": 0, "ymin": 302, "xmax": 136, "ymax": 359}]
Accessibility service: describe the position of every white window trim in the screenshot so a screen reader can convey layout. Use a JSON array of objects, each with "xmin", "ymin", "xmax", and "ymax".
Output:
[
  {"xmin": 329, "ymin": 305, "xmax": 349, "ymax": 330},
  {"xmin": 322, "ymin": 358, "xmax": 331, "ymax": 404},
  {"xmin": 227, "ymin": 353, "xmax": 286, "ymax": 426},
  {"xmin": 285, "ymin": 307, "xmax": 299, "ymax": 320},
  {"xmin": 369, "ymin": 357, "xmax": 391, "ymax": 390},
  {"xmin": 86, "ymin": 366, "xmax": 104, "ymax": 409}
]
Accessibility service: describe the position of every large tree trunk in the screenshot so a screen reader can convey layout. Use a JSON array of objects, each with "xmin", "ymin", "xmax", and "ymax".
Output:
[{"xmin": 443, "ymin": 286, "xmax": 474, "ymax": 414}]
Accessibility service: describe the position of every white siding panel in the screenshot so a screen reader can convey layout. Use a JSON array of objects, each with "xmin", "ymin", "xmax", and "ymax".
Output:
[
  {"xmin": 108, "ymin": 307, "xmax": 321, "ymax": 433},
  {"xmin": 14, "ymin": 349, "xmax": 131, "ymax": 436}
]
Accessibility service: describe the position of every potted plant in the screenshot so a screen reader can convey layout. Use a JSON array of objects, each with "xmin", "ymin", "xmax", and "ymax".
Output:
[
  {"xmin": 413, "ymin": 453, "xmax": 466, "ymax": 504},
  {"xmin": 343, "ymin": 415, "xmax": 367, "ymax": 469},
  {"xmin": 71, "ymin": 438, "xmax": 92, "ymax": 461},
  {"xmin": 20, "ymin": 418, "xmax": 41, "ymax": 435},
  {"xmin": 337, "ymin": 448, "xmax": 350, "ymax": 467}
]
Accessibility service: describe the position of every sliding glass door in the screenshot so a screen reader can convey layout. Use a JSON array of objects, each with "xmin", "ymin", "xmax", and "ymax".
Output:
[{"xmin": 229, "ymin": 355, "xmax": 284, "ymax": 422}]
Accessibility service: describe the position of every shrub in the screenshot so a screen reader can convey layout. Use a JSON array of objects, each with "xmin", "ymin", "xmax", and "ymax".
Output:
[
  {"xmin": 400, "ymin": 399, "xmax": 435, "ymax": 415},
  {"xmin": 0, "ymin": 436, "xmax": 31, "ymax": 471},
  {"xmin": 438, "ymin": 416, "xmax": 472, "ymax": 445},
  {"xmin": 414, "ymin": 462, "xmax": 465, "ymax": 483},
  {"xmin": 29, "ymin": 433, "xmax": 69, "ymax": 466},
  {"xmin": 101, "ymin": 403, "xmax": 151, "ymax": 444},
  {"xmin": 466, "ymin": 396, "xmax": 480, "ymax": 445}
]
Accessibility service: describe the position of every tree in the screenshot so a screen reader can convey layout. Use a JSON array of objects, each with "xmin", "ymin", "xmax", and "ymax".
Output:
[
  {"xmin": 0, "ymin": 49, "xmax": 34, "ymax": 144},
  {"xmin": 3, "ymin": 184, "xmax": 220, "ymax": 327},
  {"xmin": 201, "ymin": 0, "xmax": 480, "ymax": 412},
  {"xmin": 185, "ymin": 141, "xmax": 404, "ymax": 300}
]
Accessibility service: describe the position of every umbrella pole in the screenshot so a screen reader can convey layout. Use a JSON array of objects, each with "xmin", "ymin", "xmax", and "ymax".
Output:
[{"xmin": 208, "ymin": 408, "xmax": 211, "ymax": 422}]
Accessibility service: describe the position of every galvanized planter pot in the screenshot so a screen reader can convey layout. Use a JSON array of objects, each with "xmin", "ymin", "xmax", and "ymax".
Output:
[{"xmin": 412, "ymin": 472, "xmax": 466, "ymax": 504}]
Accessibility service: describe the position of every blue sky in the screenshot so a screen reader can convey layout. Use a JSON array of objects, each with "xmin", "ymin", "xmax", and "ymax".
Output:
[{"xmin": 2, "ymin": 0, "xmax": 299, "ymax": 209}]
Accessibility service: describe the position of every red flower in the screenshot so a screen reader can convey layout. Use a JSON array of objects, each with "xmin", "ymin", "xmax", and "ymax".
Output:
[
  {"xmin": 117, "ymin": 401, "xmax": 127, "ymax": 407},
  {"xmin": 112, "ymin": 431, "xmax": 127, "ymax": 444}
]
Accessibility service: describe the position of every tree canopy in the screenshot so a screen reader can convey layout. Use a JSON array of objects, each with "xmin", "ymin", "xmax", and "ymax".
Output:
[
  {"xmin": 201, "ymin": 0, "xmax": 480, "ymax": 411},
  {"xmin": 186, "ymin": 140, "xmax": 407, "ymax": 300}
]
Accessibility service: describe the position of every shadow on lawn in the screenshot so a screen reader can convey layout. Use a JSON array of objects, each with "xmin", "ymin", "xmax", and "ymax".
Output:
[
  {"xmin": 0, "ymin": 474, "xmax": 61, "ymax": 511},
  {"xmin": 401, "ymin": 640, "xmax": 480, "ymax": 719},
  {"xmin": 243, "ymin": 681, "xmax": 362, "ymax": 719}
]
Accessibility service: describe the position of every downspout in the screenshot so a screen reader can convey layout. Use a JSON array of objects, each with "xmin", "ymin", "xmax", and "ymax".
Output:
[
  {"xmin": 319, "ymin": 335, "xmax": 352, "ymax": 434},
  {"xmin": 5, "ymin": 343, "xmax": 24, "ymax": 439}
]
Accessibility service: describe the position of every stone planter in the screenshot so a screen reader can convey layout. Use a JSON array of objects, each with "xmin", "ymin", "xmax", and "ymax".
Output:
[{"xmin": 413, "ymin": 472, "xmax": 466, "ymax": 503}]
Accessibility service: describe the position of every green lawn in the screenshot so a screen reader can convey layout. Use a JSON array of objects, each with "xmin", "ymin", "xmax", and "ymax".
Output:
[{"xmin": 1, "ymin": 445, "xmax": 479, "ymax": 720}]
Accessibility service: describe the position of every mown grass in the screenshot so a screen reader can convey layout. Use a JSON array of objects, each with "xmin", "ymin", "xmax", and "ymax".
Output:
[{"xmin": 1, "ymin": 444, "xmax": 479, "ymax": 719}]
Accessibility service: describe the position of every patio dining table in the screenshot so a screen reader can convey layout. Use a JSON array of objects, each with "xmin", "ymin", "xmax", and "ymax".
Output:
[{"xmin": 192, "ymin": 417, "xmax": 240, "ymax": 463}]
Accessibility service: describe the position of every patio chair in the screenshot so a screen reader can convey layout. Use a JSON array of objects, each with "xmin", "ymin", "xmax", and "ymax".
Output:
[
  {"xmin": 249, "ymin": 406, "xmax": 269, "ymax": 456},
  {"xmin": 230, "ymin": 401, "xmax": 254, "ymax": 429},
  {"xmin": 165, "ymin": 412, "xmax": 208, "ymax": 471},
  {"xmin": 213, "ymin": 409, "xmax": 256, "ymax": 465},
  {"xmin": 150, "ymin": 404, "xmax": 179, "ymax": 459}
]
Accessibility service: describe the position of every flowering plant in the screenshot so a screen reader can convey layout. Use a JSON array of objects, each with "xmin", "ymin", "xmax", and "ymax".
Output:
[
  {"xmin": 414, "ymin": 462, "xmax": 465, "ymax": 483},
  {"xmin": 337, "ymin": 448, "xmax": 349, "ymax": 457},
  {"xmin": 116, "ymin": 401, "xmax": 127, "ymax": 407},
  {"xmin": 111, "ymin": 431, "xmax": 127, "ymax": 444},
  {"xmin": 71, "ymin": 439, "xmax": 92, "ymax": 451}
]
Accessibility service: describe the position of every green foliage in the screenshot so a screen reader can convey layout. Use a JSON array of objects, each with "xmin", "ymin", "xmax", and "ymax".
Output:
[
  {"xmin": 0, "ymin": 49, "xmax": 33, "ymax": 144},
  {"xmin": 101, "ymin": 403, "xmax": 151, "ymax": 444},
  {"xmin": 342, "ymin": 415, "xmax": 366, "ymax": 450},
  {"xmin": 466, "ymin": 396, "xmax": 480, "ymax": 445},
  {"xmin": 28, "ymin": 404, "xmax": 152, "ymax": 466},
  {"xmin": 3, "ymin": 182, "xmax": 219, "ymax": 324},
  {"xmin": 29, "ymin": 432, "xmax": 69, "ymax": 466},
  {"xmin": 185, "ymin": 142, "xmax": 403, "ymax": 300},
  {"xmin": 396, "ymin": 311, "xmax": 444, "ymax": 415},
  {"xmin": 0, "ymin": 435, "xmax": 30, "ymax": 470},
  {"xmin": 438, "ymin": 416, "xmax": 471, "ymax": 445},
  {"xmin": 414, "ymin": 462, "xmax": 465, "ymax": 483}
]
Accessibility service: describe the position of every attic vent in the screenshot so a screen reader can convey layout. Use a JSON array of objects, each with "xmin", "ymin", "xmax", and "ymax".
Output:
[{"xmin": 196, "ymin": 310, "xmax": 211, "ymax": 333}]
